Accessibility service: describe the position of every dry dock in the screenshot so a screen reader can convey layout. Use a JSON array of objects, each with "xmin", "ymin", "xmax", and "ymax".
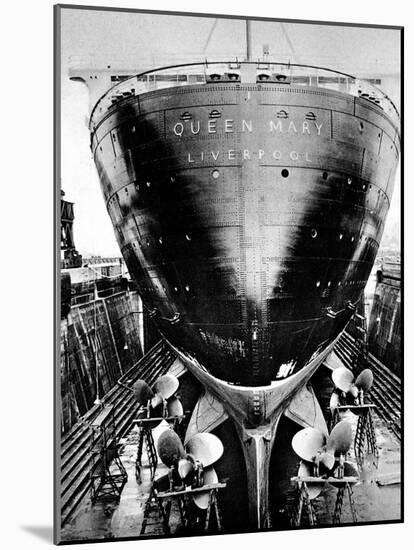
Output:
[{"xmin": 60, "ymin": 334, "xmax": 401, "ymax": 542}]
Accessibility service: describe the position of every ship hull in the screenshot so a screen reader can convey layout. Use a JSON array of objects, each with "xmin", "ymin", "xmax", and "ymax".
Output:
[{"xmin": 91, "ymin": 82, "xmax": 399, "ymax": 386}]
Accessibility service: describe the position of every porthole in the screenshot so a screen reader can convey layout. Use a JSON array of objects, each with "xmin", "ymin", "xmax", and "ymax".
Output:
[
  {"xmin": 131, "ymin": 125, "xmax": 136, "ymax": 133},
  {"xmin": 146, "ymin": 181, "xmax": 151, "ymax": 187},
  {"xmin": 322, "ymin": 172, "xmax": 328, "ymax": 181},
  {"xmin": 185, "ymin": 234, "xmax": 192, "ymax": 241},
  {"xmin": 311, "ymin": 229, "xmax": 318, "ymax": 238},
  {"xmin": 185, "ymin": 285, "xmax": 190, "ymax": 292},
  {"xmin": 347, "ymin": 177, "xmax": 352, "ymax": 185},
  {"xmin": 316, "ymin": 281, "xmax": 321, "ymax": 288},
  {"xmin": 281, "ymin": 169, "xmax": 289, "ymax": 178},
  {"xmin": 212, "ymin": 169, "xmax": 220, "ymax": 179},
  {"xmin": 174, "ymin": 287, "xmax": 178, "ymax": 292},
  {"xmin": 351, "ymin": 236, "xmax": 355, "ymax": 242},
  {"xmin": 158, "ymin": 237, "xmax": 163, "ymax": 244},
  {"xmin": 339, "ymin": 233, "xmax": 343, "ymax": 240},
  {"xmin": 359, "ymin": 122, "xmax": 364, "ymax": 132},
  {"xmin": 170, "ymin": 176, "xmax": 176, "ymax": 183},
  {"xmin": 338, "ymin": 281, "xmax": 342, "ymax": 286}
]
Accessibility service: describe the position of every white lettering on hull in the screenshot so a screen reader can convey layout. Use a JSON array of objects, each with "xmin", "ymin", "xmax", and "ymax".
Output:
[
  {"xmin": 186, "ymin": 149, "xmax": 313, "ymax": 163},
  {"xmin": 174, "ymin": 118, "xmax": 324, "ymax": 137}
]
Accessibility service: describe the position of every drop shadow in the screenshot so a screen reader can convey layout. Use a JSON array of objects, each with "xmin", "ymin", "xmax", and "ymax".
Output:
[{"xmin": 21, "ymin": 525, "xmax": 54, "ymax": 543}]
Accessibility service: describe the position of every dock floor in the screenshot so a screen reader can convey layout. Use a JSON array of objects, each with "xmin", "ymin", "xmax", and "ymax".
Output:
[{"xmin": 61, "ymin": 407, "xmax": 400, "ymax": 542}]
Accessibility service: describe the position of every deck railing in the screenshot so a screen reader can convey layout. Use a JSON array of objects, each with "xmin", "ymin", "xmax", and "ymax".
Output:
[{"xmin": 89, "ymin": 61, "xmax": 400, "ymax": 129}]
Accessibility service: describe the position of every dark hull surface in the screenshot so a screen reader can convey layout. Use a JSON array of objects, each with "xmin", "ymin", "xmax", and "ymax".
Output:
[{"xmin": 91, "ymin": 82, "xmax": 399, "ymax": 386}]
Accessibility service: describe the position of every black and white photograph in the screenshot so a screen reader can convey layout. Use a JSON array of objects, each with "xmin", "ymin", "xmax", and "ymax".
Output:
[{"xmin": 55, "ymin": 4, "xmax": 402, "ymax": 545}]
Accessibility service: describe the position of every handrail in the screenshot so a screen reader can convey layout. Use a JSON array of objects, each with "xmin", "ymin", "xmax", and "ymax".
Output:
[{"xmin": 89, "ymin": 60, "xmax": 400, "ymax": 130}]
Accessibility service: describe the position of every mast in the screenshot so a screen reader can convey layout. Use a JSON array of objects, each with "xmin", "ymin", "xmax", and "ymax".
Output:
[{"xmin": 246, "ymin": 20, "xmax": 252, "ymax": 61}]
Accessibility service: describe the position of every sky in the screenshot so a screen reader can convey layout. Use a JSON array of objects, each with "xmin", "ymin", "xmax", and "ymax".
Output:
[{"xmin": 60, "ymin": 8, "xmax": 401, "ymax": 257}]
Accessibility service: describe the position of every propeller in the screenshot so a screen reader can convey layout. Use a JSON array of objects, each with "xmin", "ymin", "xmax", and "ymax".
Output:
[
  {"xmin": 326, "ymin": 420, "xmax": 353, "ymax": 457},
  {"xmin": 157, "ymin": 429, "xmax": 224, "ymax": 508},
  {"xmin": 292, "ymin": 420, "xmax": 353, "ymax": 481},
  {"xmin": 156, "ymin": 429, "xmax": 186, "ymax": 467},
  {"xmin": 133, "ymin": 380, "xmax": 154, "ymax": 405},
  {"xmin": 355, "ymin": 369, "xmax": 374, "ymax": 392},
  {"xmin": 332, "ymin": 367, "xmax": 354, "ymax": 393},
  {"xmin": 133, "ymin": 373, "xmax": 183, "ymax": 427},
  {"xmin": 331, "ymin": 366, "xmax": 374, "ymax": 410},
  {"xmin": 291, "ymin": 427, "xmax": 334, "ymax": 473},
  {"xmin": 185, "ymin": 432, "xmax": 224, "ymax": 468}
]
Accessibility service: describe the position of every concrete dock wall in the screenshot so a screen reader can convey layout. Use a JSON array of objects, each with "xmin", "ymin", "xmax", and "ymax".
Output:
[{"xmin": 60, "ymin": 290, "xmax": 143, "ymax": 433}]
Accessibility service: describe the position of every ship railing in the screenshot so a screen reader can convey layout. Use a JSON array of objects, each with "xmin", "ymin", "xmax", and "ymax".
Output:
[{"xmin": 89, "ymin": 61, "xmax": 400, "ymax": 130}]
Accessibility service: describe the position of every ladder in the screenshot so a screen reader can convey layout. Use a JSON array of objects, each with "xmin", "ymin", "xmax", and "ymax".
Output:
[
  {"xmin": 290, "ymin": 475, "xmax": 358, "ymax": 526},
  {"xmin": 332, "ymin": 482, "xmax": 358, "ymax": 524},
  {"xmin": 290, "ymin": 483, "xmax": 318, "ymax": 527},
  {"xmin": 354, "ymin": 407, "xmax": 379, "ymax": 467},
  {"xmin": 135, "ymin": 426, "xmax": 158, "ymax": 484},
  {"xmin": 89, "ymin": 405, "xmax": 128, "ymax": 503},
  {"xmin": 352, "ymin": 312, "xmax": 369, "ymax": 376}
]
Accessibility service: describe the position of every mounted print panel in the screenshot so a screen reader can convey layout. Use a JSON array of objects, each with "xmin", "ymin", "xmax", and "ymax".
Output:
[{"xmin": 55, "ymin": 4, "xmax": 402, "ymax": 544}]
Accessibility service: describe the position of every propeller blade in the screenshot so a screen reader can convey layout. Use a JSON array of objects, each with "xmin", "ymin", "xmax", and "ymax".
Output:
[
  {"xmin": 178, "ymin": 457, "xmax": 194, "ymax": 483},
  {"xmin": 153, "ymin": 373, "xmax": 179, "ymax": 400},
  {"xmin": 355, "ymin": 369, "xmax": 374, "ymax": 392},
  {"xmin": 192, "ymin": 466, "xmax": 218, "ymax": 509},
  {"xmin": 327, "ymin": 420, "xmax": 352, "ymax": 456},
  {"xmin": 150, "ymin": 393, "xmax": 164, "ymax": 409},
  {"xmin": 167, "ymin": 396, "xmax": 184, "ymax": 417},
  {"xmin": 298, "ymin": 462, "xmax": 324, "ymax": 499},
  {"xmin": 329, "ymin": 391, "xmax": 340, "ymax": 413},
  {"xmin": 349, "ymin": 384, "xmax": 359, "ymax": 399},
  {"xmin": 157, "ymin": 429, "xmax": 186, "ymax": 467},
  {"xmin": 185, "ymin": 433, "xmax": 224, "ymax": 467},
  {"xmin": 319, "ymin": 451, "xmax": 335, "ymax": 472},
  {"xmin": 133, "ymin": 379, "xmax": 154, "ymax": 405},
  {"xmin": 291, "ymin": 427, "xmax": 326, "ymax": 462},
  {"xmin": 332, "ymin": 367, "xmax": 354, "ymax": 392},
  {"xmin": 329, "ymin": 461, "xmax": 359, "ymax": 488}
]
